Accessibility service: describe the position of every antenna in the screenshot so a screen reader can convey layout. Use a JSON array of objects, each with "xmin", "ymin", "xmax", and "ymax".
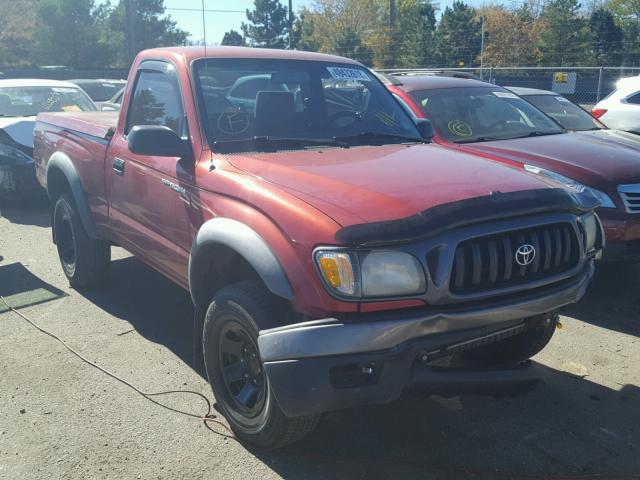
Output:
[{"xmin": 201, "ymin": 0, "xmax": 207, "ymax": 57}]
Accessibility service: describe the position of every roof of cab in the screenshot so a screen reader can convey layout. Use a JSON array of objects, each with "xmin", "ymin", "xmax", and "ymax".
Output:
[
  {"xmin": 0, "ymin": 78, "xmax": 83, "ymax": 88},
  {"xmin": 389, "ymin": 75, "xmax": 498, "ymax": 92},
  {"xmin": 139, "ymin": 46, "xmax": 362, "ymax": 66}
]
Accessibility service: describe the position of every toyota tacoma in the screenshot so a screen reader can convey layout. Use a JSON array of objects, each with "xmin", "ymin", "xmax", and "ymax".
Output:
[{"xmin": 33, "ymin": 47, "xmax": 603, "ymax": 448}]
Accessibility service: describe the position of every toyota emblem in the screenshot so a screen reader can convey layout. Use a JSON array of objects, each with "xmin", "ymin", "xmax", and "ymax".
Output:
[{"xmin": 515, "ymin": 244, "xmax": 536, "ymax": 266}]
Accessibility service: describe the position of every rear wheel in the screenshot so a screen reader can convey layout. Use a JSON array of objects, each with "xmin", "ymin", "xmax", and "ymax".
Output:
[
  {"xmin": 202, "ymin": 281, "xmax": 319, "ymax": 448},
  {"xmin": 53, "ymin": 193, "xmax": 110, "ymax": 288},
  {"xmin": 463, "ymin": 313, "xmax": 558, "ymax": 367}
]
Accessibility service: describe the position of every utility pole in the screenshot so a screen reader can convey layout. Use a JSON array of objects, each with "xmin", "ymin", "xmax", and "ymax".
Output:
[
  {"xmin": 479, "ymin": 16, "xmax": 485, "ymax": 80},
  {"xmin": 124, "ymin": 0, "xmax": 136, "ymax": 65},
  {"xmin": 288, "ymin": 0, "xmax": 293, "ymax": 49}
]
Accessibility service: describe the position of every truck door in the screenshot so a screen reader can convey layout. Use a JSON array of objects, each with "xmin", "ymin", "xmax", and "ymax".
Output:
[{"xmin": 105, "ymin": 60, "xmax": 193, "ymax": 287}]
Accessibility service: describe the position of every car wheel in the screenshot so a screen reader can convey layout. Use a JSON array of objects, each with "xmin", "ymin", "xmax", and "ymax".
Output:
[
  {"xmin": 202, "ymin": 281, "xmax": 319, "ymax": 448},
  {"xmin": 53, "ymin": 192, "xmax": 110, "ymax": 288},
  {"xmin": 463, "ymin": 313, "xmax": 558, "ymax": 367}
]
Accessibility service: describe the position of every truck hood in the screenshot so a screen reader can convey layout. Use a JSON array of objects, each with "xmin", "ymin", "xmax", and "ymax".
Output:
[
  {"xmin": 227, "ymin": 143, "xmax": 560, "ymax": 226},
  {"xmin": 459, "ymin": 131, "xmax": 640, "ymax": 189},
  {"xmin": 0, "ymin": 116, "xmax": 36, "ymax": 151}
]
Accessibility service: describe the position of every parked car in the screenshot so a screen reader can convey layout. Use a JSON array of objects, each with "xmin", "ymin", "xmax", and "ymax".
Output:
[
  {"xmin": 99, "ymin": 87, "xmax": 124, "ymax": 111},
  {"xmin": 384, "ymin": 74, "xmax": 640, "ymax": 261},
  {"xmin": 0, "ymin": 79, "xmax": 97, "ymax": 200},
  {"xmin": 34, "ymin": 47, "xmax": 603, "ymax": 447},
  {"xmin": 68, "ymin": 79, "xmax": 126, "ymax": 106},
  {"xmin": 506, "ymin": 86, "xmax": 604, "ymax": 131},
  {"xmin": 591, "ymin": 75, "xmax": 640, "ymax": 134}
]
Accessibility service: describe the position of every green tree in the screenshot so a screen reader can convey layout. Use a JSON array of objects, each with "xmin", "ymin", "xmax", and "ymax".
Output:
[
  {"xmin": 538, "ymin": 0, "xmax": 589, "ymax": 66},
  {"xmin": 241, "ymin": 0, "xmax": 290, "ymax": 48},
  {"xmin": 387, "ymin": 0, "xmax": 438, "ymax": 68},
  {"xmin": 34, "ymin": 0, "xmax": 110, "ymax": 68},
  {"xmin": 221, "ymin": 30, "xmax": 247, "ymax": 46},
  {"xmin": 0, "ymin": 0, "xmax": 37, "ymax": 66},
  {"xmin": 589, "ymin": 8, "xmax": 623, "ymax": 65},
  {"xmin": 330, "ymin": 27, "xmax": 374, "ymax": 65},
  {"xmin": 292, "ymin": 10, "xmax": 321, "ymax": 51},
  {"xmin": 104, "ymin": 0, "xmax": 189, "ymax": 66},
  {"xmin": 609, "ymin": 0, "xmax": 640, "ymax": 65},
  {"xmin": 436, "ymin": 1, "xmax": 481, "ymax": 67}
]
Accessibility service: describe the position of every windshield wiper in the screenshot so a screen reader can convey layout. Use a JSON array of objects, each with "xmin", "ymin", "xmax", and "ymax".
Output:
[
  {"xmin": 213, "ymin": 136, "xmax": 348, "ymax": 152},
  {"xmin": 510, "ymin": 130, "xmax": 565, "ymax": 139},
  {"xmin": 333, "ymin": 131, "xmax": 425, "ymax": 145},
  {"xmin": 455, "ymin": 136, "xmax": 505, "ymax": 144}
]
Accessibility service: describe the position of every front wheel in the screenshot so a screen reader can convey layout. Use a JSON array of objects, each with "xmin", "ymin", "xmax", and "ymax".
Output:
[
  {"xmin": 202, "ymin": 281, "xmax": 319, "ymax": 448},
  {"xmin": 53, "ymin": 193, "xmax": 110, "ymax": 288}
]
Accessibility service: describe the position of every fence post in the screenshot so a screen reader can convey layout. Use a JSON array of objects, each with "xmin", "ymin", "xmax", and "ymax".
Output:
[
  {"xmin": 489, "ymin": 67, "xmax": 494, "ymax": 84},
  {"xmin": 597, "ymin": 66, "xmax": 603, "ymax": 102}
]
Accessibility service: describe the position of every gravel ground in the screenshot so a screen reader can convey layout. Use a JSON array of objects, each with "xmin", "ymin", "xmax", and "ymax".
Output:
[{"xmin": 1, "ymin": 201, "xmax": 639, "ymax": 480}]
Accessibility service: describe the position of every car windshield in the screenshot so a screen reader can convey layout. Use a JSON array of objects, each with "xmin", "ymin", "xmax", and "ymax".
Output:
[
  {"xmin": 194, "ymin": 58, "xmax": 422, "ymax": 152},
  {"xmin": 409, "ymin": 86, "xmax": 564, "ymax": 143},
  {"xmin": 0, "ymin": 86, "xmax": 97, "ymax": 117},
  {"xmin": 523, "ymin": 94, "xmax": 602, "ymax": 131},
  {"xmin": 73, "ymin": 81, "xmax": 125, "ymax": 102}
]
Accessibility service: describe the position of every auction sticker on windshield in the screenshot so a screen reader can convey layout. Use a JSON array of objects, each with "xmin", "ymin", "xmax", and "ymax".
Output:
[
  {"xmin": 493, "ymin": 91, "xmax": 519, "ymax": 99},
  {"xmin": 326, "ymin": 67, "xmax": 371, "ymax": 82}
]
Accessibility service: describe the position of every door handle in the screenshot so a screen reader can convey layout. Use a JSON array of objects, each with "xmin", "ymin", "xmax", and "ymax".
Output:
[{"xmin": 112, "ymin": 157, "xmax": 125, "ymax": 174}]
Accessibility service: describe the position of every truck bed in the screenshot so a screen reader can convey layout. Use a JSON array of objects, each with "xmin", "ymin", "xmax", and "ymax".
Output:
[{"xmin": 36, "ymin": 111, "xmax": 118, "ymax": 139}]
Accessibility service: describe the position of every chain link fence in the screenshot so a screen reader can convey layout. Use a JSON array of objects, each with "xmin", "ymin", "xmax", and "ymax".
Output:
[{"xmin": 378, "ymin": 67, "xmax": 640, "ymax": 108}]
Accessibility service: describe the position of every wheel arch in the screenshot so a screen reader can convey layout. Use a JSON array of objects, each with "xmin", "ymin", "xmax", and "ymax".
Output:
[
  {"xmin": 189, "ymin": 218, "xmax": 295, "ymax": 308},
  {"xmin": 46, "ymin": 151, "xmax": 97, "ymax": 238}
]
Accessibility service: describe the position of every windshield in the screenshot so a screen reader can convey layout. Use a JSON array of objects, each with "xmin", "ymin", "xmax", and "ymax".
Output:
[
  {"xmin": 194, "ymin": 58, "xmax": 421, "ymax": 152},
  {"xmin": 522, "ymin": 94, "xmax": 602, "ymax": 131},
  {"xmin": 409, "ymin": 87, "xmax": 564, "ymax": 143},
  {"xmin": 74, "ymin": 81, "xmax": 125, "ymax": 102},
  {"xmin": 0, "ymin": 86, "xmax": 97, "ymax": 117}
]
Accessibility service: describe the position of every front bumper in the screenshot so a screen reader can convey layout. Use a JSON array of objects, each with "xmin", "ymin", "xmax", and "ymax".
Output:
[
  {"xmin": 258, "ymin": 264, "xmax": 594, "ymax": 417},
  {"xmin": 601, "ymin": 217, "xmax": 640, "ymax": 261}
]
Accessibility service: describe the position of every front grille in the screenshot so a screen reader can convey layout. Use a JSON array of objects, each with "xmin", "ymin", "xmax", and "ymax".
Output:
[
  {"xmin": 618, "ymin": 184, "xmax": 640, "ymax": 214},
  {"xmin": 450, "ymin": 222, "xmax": 580, "ymax": 294}
]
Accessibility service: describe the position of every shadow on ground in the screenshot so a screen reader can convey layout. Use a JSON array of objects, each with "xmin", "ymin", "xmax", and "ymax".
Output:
[
  {"xmin": 72, "ymin": 255, "xmax": 640, "ymax": 479},
  {"xmin": 567, "ymin": 262, "xmax": 640, "ymax": 338},
  {"xmin": 0, "ymin": 197, "xmax": 50, "ymax": 228},
  {"xmin": 0, "ymin": 261, "xmax": 66, "ymax": 312}
]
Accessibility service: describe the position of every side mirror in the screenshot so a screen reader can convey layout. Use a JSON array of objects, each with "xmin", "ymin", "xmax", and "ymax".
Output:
[
  {"xmin": 416, "ymin": 118, "xmax": 435, "ymax": 141},
  {"xmin": 128, "ymin": 125, "xmax": 192, "ymax": 158}
]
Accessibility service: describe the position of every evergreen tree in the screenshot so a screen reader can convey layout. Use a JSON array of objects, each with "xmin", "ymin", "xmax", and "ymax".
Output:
[
  {"xmin": 589, "ymin": 8, "xmax": 623, "ymax": 65},
  {"xmin": 34, "ymin": 0, "xmax": 110, "ymax": 68},
  {"xmin": 330, "ymin": 27, "xmax": 374, "ymax": 65},
  {"xmin": 538, "ymin": 0, "xmax": 589, "ymax": 66},
  {"xmin": 221, "ymin": 30, "xmax": 247, "ymax": 46},
  {"xmin": 292, "ymin": 10, "xmax": 320, "ymax": 51},
  {"xmin": 104, "ymin": 0, "xmax": 189, "ymax": 66},
  {"xmin": 241, "ymin": 0, "xmax": 290, "ymax": 48},
  {"xmin": 435, "ymin": 1, "xmax": 481, "ymax": 67}
]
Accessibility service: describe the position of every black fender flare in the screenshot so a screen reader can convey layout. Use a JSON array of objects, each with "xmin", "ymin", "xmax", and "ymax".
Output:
[
  {"xmin": 46, "ymin": 151, "xmax": 97, "ymax": 238},
  {"xmin": 188, "ymin": 218, "xmax": 295, "ymax": 307}
]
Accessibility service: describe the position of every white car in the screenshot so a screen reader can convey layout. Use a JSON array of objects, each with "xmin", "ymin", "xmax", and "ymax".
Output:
[
  {"xmin": 0, "ymin": 79, "xmax": 97, "ymax": 200},
  {"xmin": 592, "ymin": 76, "xmax": 640, "ymax": 134}
]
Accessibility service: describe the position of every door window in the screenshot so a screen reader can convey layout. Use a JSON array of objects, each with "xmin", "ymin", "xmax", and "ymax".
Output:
[{"xmin": 126, "ymin": 67, "xmax": 184, "ymax": 135}]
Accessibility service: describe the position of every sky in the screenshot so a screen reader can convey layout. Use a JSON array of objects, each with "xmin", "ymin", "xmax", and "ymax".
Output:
[{"xmin": 160, "ymin": 0, "xmax": 489, "ymax": 45}]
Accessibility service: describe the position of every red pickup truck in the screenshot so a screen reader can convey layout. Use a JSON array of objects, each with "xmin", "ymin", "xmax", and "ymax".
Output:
[{"xmin": 33, "ymin": 47, "xmax": 603, "ymax": 448}]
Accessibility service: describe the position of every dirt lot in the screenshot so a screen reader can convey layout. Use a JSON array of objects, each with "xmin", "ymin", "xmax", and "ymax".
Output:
[{"xmin": 1, "ymin": 201, "xmax": 639, "ymax": 480}]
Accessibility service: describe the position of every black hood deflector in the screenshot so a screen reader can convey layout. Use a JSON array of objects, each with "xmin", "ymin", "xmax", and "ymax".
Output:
[{"xmin": 335, "ymin": 188, "xmax": 599, "ymax": 246}]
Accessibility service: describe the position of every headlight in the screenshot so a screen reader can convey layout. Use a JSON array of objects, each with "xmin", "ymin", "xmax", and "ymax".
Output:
[
  {"xmin": 315, "ymin": 249, "xmax": 426, "ymax": 299},
  {"xmin": 582, "ymin": 213, "xmax": 599, "ymax": 252},
  {"xmin": 523, "ymin": 164, "xmax": 616, "ymax": 208}
]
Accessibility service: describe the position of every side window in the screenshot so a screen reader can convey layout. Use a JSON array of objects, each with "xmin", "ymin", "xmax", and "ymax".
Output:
[
  {"xmin": 125, "ymin": 67, "xmax": 184, "ymax": 135},
  {"xmin": 626, "ymin": 92, "xmax": 640, "ymax": 105}
]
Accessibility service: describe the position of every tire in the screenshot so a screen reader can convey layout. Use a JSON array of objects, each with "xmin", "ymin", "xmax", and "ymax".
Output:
[
  {"xmin": 53, "ymin": 192, "xmax": 110, "ymax": 289},
  {"xmin": 202, "ymin": 281, "xmax": 319, "ymax": 448},
  {"xmin": 463, "ymin": 313, "xmax": 558, "ymax": 367}
]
